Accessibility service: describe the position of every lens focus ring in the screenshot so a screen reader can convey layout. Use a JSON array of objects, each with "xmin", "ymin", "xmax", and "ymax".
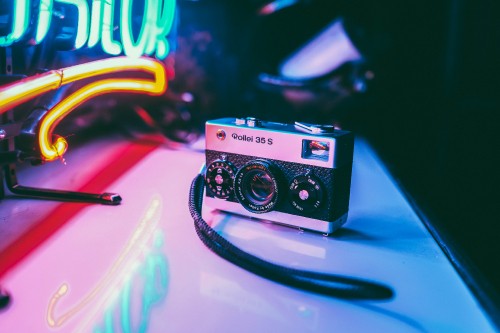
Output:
[{"xmin": 234, "ymin": 160, "xmax": 280, "ymax": 213}]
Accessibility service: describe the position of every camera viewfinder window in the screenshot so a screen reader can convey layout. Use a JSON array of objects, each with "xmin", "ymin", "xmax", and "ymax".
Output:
[{"xmin": 302, "ymin": 140, "xmax": 330, "ymax": 162}]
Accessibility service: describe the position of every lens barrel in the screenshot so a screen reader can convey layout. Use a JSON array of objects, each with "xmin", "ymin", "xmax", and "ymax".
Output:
[{"xmin": 234, "ymin": 160, "xmax": 281, "ymax": 213}]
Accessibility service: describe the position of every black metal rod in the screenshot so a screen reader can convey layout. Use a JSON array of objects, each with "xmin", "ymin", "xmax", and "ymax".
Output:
[{"xmin": 4, "ymin": 165, "xmax": 121, "ymax": 205}]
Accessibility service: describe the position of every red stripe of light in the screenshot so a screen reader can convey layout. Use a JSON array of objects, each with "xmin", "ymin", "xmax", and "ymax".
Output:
[{"xmin": 0, "ymin": 140, "xmax": 160, "ymax": 278}]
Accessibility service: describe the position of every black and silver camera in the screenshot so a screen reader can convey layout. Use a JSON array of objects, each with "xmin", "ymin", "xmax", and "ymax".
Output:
[{"xmin": 204, "ymin": 117, "xmax": 354, "ymax": 234}]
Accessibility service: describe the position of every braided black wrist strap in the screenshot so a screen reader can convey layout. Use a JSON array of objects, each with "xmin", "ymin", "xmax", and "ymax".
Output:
[{"xmin": 189, "ymin": 173, "xmax": 394, "ymax": 300}]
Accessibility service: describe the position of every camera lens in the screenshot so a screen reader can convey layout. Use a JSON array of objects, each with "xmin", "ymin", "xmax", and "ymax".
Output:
[
  {"xmin": 235, "ymin": 160, "xmax": 281, "ymax": 213},
  {"xmin": 243, "ymin": 170, "xmax": 274, "ymax": 204}
]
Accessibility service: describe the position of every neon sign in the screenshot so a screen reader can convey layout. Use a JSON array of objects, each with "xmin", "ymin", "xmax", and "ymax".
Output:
[
  {"xmin": 0, "ymin": 0, "xmax": 176, "ymax": 60},
  {"xmin": 0, "ymin": 56, "xmax": 167, "ymax": 161}
]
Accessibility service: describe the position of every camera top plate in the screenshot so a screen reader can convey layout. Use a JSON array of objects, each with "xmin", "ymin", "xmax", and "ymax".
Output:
[{"xmin": 206, "ymin": 117, "xmax": 354, "ymax": 169}]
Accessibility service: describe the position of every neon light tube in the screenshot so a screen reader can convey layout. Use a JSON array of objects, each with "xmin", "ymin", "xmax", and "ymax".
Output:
[
  {"xmin": 88, "ymin": 0, "xmax": 104, "ymax": 48},
  {"xmin": 38, "ymin": 58, "xmax": 166, "ymax": 161},
  {"xmin": 121, "ymin": 0, "xmax": 155, "ymax": 58},
  {"xmin": 35, "ymin": 0, "xmax": 55, "ymax": 44},
  {"xmin": 101, "ymin": 0, "xmax": 122, "ymax": 55},
  {"xmin": 1, "ymin": 0, "xmax": 176, "ymax": 59},
  {"xmin": 0, "ymin": 57, "xmax": 167, "ymax": 161},
  {"xmin": 153, "ymin": 0, "xmax": 176, "ymax": 59},
  {"xmin": 55, "ymin": 0, "xmax": 90, "ymax": 49},
  {"xmin": 0, "ymin": 57, "xmax": 166, "ymax": 114},
  {"xmin": 59, "ymin": 56, "xmax": 166, "ymax": 85},
  {"xmin": 0, "ymin": 71, "xmax": 63, "ymax": 115},
  {"xmin": 0, "ymin": 0, "xmax": 30, "ymax": 47}
]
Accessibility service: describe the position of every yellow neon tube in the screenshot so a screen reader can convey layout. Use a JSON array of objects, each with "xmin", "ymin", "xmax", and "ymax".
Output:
[
  {"xmin": 0, "ymin": 56, "xmax": 166, "ymax": 115},
  {"xmin": 0, "ymin": 56, "xmax": 166, "ymax": 161},
  {"xmin": 39, "ymin": 58, "xmax": 166, "ymax": 161},
  {"xmin": 39, "ymin": 77, "xmax": 165, "ymax": 161},
  {"xmin": 0, "ymin": 70, "xmax": 63, "ymax": 115}
]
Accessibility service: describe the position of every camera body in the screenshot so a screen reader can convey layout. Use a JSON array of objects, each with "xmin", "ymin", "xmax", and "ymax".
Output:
[{"xmin": 204, "ymin": 117, "xmax": 354, "ymax": 234}]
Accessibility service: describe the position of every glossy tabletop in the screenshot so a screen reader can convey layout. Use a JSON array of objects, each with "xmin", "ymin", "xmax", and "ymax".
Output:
[{"xmin": 0, "ymin": 136, "xmax": 496, "ymax": 332}]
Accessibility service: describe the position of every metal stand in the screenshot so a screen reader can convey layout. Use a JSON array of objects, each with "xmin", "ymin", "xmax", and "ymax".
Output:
[
  {"xmin": 0, "ymin": 287, "xmax": 11, "ymax": 310},
  {"xmin": 3, "ymin": 163, "xmax": 121, "ymax": 205},
  {"xmin": 0, "ymin": 115, "xmax": 121, "ymax": 205},
  {"xmin": 0, "ymin": 129, "xmax": 122, "ymax": 205}
]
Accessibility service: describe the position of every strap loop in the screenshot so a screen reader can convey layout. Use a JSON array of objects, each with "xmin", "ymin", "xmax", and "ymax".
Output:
[{"xmin": 188, "ymin": 173, "xmax": 394, "ymax": 300}]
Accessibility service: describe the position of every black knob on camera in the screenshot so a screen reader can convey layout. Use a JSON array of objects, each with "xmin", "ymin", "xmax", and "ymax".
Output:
[
  {"xmin": 234, "ymin": 160, "xmax": 281, "ymax": 214},
  {"xmin": 289, "ymin": 174, "xmax": 324, "ymax": 212},
  {"xmin": 206, "ymin": 160, "xmax": 236, "ymax": 199}
]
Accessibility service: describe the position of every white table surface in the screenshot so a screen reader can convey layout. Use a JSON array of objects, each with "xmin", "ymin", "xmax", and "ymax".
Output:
[{"xmin": 0, "ymin": 136, "xmax": 496, "ymax": 333}]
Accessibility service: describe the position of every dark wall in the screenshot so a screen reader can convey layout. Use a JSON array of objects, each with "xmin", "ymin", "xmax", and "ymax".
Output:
[{"xmin": 356, "ymin": 0, "xmax": 500, "ymax": 317}]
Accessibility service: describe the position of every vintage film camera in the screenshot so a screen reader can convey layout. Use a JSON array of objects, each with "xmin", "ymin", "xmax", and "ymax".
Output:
[{"xmin": 204, "ymin": 117, "xmax": 354, "ymax": 234}]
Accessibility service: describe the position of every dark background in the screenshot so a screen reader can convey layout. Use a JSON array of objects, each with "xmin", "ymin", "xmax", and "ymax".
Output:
[{"xmin": 356, "ymin": 0, "xmax": 500, "ymax": 319}]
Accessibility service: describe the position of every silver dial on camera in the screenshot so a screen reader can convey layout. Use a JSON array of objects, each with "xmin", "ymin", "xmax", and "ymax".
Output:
[
  {"xmin": 289, "ymin": 174, "xmax": 324, "ymax": 212},
  {"xmin": 206, "ymin": 161, "xmax": 236, "ymax": 199},
  {"xmin": 234, "ymin": 160, "xmax": 281, "ymax": 213}
]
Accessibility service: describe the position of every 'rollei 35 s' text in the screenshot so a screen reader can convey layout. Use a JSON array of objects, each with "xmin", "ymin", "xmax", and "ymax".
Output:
[{"xmin": 231, "ymin": 133, "xmax": 273, "ymax": 145}]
